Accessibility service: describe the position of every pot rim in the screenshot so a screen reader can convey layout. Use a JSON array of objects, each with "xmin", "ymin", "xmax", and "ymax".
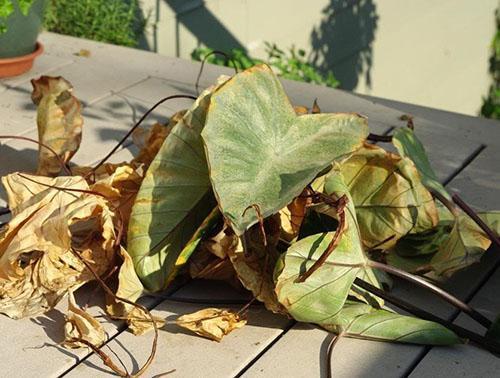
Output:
[{"xmin": 0, "ymin": 42, "xmax": 44, "ymax": 63}]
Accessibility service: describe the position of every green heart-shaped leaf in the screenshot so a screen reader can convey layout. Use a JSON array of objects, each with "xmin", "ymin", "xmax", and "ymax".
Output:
[
  {"xmin": 201, "ymin": 64, "xmax": 368, "ymax": 235},
  {"xmin": 322, "ymin": 300, "xmax": 461, "ymax": 345}
]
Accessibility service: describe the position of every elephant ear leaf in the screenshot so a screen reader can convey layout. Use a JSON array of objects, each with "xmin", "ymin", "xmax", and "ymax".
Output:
[
  {"xmin": 275, "ymin": 173, "xmax": 372, "ymax": 323},
  {"xmin": 127, "ymin": 79, "xmax": 226, "ymax": 292},
  {"xmin": 201, "ymin": 64, "xmax": 368, "ymax": 235},
  {"xmin": 392, "ymin": 127, "xmax": 450, "ymax": 201},
  {"xmin": 321, "ymin": 301, "xmax": 461, "ymax": 345}
]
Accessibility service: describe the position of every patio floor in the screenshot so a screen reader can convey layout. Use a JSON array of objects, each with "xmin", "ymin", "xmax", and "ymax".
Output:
[{"xmin": 1, "ymin": 32, "xmax": 499, "ymax": 377}]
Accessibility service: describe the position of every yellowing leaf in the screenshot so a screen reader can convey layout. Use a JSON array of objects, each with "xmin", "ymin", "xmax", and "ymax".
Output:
[
  {"xmin": 0, "ymin": 173, "xmax": 117, "ymax": 318},
  {"xmin": 64, "ymin": 290, "xmax": 106, "ymax": 349},
  {"xmin": 176, "ymin": 308, "xmax": 246, "ymax": 342},
  {"xmin": 280, "ymin": 188, "xmax": 312, "ymax": 242},
  {"xmin": 31, "ymin": 76, "xmax": 83, "ymax": 176},
  {"xmin": 338, "ymin": 144, "xmax": 438, "ymax": 249}
]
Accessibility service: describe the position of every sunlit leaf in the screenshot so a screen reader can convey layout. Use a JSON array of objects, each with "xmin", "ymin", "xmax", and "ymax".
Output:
[
  {"xmin": 275, "ymin": 173, "xmax": 374, "ymax": 323},
  {"xmin": 338, "ymin": 144, "xmax": 438, "ymax": 249},
  {"xmin": 201, "ymin": 64, "xmax": 368, "ymax": 235},
  {"xmin": 31, "ymin": 76, "xmax": 83, "ymax": 176},
  {"xmin": 392, "ymin": 127, "xmax": 450, "ymax": 200},
  {"xmin": 127, "ymin": 79, "xmax": 227, "ymax": 292},
  {"xmin": 176, "ymin": 308, "xmax": 246, "ymax": 342},
  {"xmin": 430, "ymin": 211, "xmax": 500, "ymax": 277},
  {"xmin": 64, "ymin": 290, "xmax": 106, "ymax": 349},
  {"xmin": 321, "ymin": 300, "xmax": 461, "ymax": 345}
]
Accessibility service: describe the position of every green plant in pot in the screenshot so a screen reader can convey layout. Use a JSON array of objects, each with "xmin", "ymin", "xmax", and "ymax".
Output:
[{"xmin": 0, "ymin": 0, "xmax": 46, "ymax": 77}]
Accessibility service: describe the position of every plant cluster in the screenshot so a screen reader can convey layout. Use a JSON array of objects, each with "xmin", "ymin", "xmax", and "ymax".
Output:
[
  {"xmin": 0, "ymin": 64, "xmax": 499, "ymax": 376},
  {"xmin": 43, "ymin": 0, "xmax": 145, "ymax": 47},
  {"xmin": 0, "ymin": 0, "xmax": 35, "ymax": 34},
  {"xmin": 192, "ymin": 43, "xmax": 339, "ymax": 88},
  {"xmin": 481, "ymin": 8, "xmax": 500, "ymax": 119}
]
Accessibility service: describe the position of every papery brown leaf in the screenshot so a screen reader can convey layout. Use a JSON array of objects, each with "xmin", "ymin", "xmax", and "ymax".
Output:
[
  {"xmin": 31, "ymin": 76, "xmax": 83, "ymax": 176},
  {"xmin": 0, "ymin": 173, "xmax": 117, "ymax": 318},
  {"xmin": 64, "ymin": 290, "xmax": 106, "ymax": 349},
  {"xmin": 280, "ymin": 188, "xmax": 312, "ymax": 242},
  {"xmin": 228, "ymin": 215, "xmax": 285, "ymax": 314},
  {"xmin": 293, "ymin": 105, "xmax": 309, "ymax": 115},
  {"xmin": 132, "ymin": 110, "xmax": 187, "ymax": 169},
  {"xmin": 106, "ymin": 247, "xmax": 164, "ymax": 336},
  {"xmin": 176, "ymin": 308, "xmax": 246, "ymax": 342}
]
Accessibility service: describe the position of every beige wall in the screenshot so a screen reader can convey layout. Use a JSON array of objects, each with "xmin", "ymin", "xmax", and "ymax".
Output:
[{"xmin": 139, "ymin": 0, "xmax": 498, "ymax": 116}]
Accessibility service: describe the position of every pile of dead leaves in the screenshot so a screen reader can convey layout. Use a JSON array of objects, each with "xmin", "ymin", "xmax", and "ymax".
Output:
[{"xmin": 0, "ymin": 65, "xmax": 499, "ymax": 376}]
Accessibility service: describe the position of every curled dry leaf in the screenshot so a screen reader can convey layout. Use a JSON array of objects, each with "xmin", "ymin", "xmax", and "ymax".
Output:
[
  {"xmin": 0, "ymin": 173, "xmax": 117, "ymax": 318},
  {"xmin": 280, "ymin": 187, "xmax": 312, "ymax": 242},
  {"xmin": 106, "ymin": 247, "xmax": 165, "ymax": 336},
  {"xmin": 229, "ymin": 214, "xmax": 285, "ymax": 314},
  {"xmin": 176, "ymin": 308, "xmax": 246, "ymax": 342},
  {"xmin": 338, "ymin": 144, "xmax": 438, "ymax": 249},
  {"xmin": 64, "ymin": 290, "xmax": 106, "ymax": 349},
  {"xmin": 31, "ymin": 76, "xmax": 83, "ymax": 176}
]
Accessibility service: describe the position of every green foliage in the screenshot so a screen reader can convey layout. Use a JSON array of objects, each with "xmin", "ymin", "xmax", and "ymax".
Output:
[
  {"xmin": 0, "ymin": 0, "xmax": 35, "ymax": 34},
  {"xmin": 191, "ymin": 43, "xmax": 339, "ymax": 88},
  {"xmin": 44, "ymin": 0, "xmax": 145, "ymax": 47},
  {"xmin": 481, "ymin": 8, "xmax": 500, "ymax": 119}
]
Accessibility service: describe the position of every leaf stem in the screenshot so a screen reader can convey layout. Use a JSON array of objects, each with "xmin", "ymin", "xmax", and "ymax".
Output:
[
  {"xmin": 195, "ymin": 50, "xmax": 239, "ymax": 95},
  {"xmin": 367, "ymin": 260, "xmax": 492, "ymax": 329},
  {"xmin": 452, "ymin": 194, "xmax": 500, "ymax": 248},
  {"xmin": 367, "ymin": 133, "xmax": 393, "ymax": 143},
  {"xmin": 354, "ymin": 278, "xmax": 500, "ymax": 354},
  {"xmin": 90, "ymin": 94, "xmax": 197, "ymax": 175}
]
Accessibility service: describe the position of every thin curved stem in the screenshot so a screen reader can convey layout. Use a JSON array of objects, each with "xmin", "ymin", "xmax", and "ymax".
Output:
[
  {"xmin": 90, "ymin": 94, "xmax": 197, "ymax": 175},
  {"xmin": 195, "ymin": 50, "xmax": 239, "ymax": 95},
  {"xmin": 367, "ymin": 260, "xmax": 492, "ymax": 329},
  {"xmin": 0, "ymin": 135, "xmax": 72, "ymax": 175},
  {"xmin": 367, "ymin": 133, "xmax": 393, "ymax": 143}
]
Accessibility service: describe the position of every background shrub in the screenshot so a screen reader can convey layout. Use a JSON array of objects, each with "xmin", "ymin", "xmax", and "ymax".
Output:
[{"xmin": 44, "ymin": 0, "xmax": 145, "ymax": 47}]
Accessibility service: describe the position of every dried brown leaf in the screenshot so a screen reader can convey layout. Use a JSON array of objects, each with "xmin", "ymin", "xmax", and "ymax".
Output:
[
  {"xmin": 31, "ymin": 76, "xmax": 83, "ymax": 176},
  {"xmin": 176, "ymin": 308, "xmax": 246, "ymax": 342}
]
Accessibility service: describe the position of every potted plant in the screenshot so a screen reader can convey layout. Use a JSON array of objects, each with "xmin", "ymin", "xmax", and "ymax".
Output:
[{"xmin": 0, "ymin": 0, "xmax": 46, "ymax": 77}]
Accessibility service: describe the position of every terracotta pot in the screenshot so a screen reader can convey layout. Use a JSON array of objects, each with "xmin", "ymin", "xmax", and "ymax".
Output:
[{"xmin": 0, "ymin": 42, "xmax": 44, "ymax": 78}]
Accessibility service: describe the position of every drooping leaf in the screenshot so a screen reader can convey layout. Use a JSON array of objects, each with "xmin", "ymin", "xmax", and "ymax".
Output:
[
  {"xmin": 0, "ymin": 173, "xmax": 117, "ymax": 318},
  {"xmin": 321, "ymin": 300, "xmax": 461, "ymax": 345},
  {"xmin": 430, "ymin": 211, "xmax": 500, "ymax": 277},
  {"xmin": 392, "ymin": 127, "xmax": 450, "ymax": 200},
  {"xmin": 176, "ymin": 308, "xmax": 246, "ymax": 342},
  {"xmin": 31, "ymin": 76, "xmax": 83, "ymax": 176},
  {"xmin": 127, "ymin": 79, "xmax": 227, "ymax": 292},
  {"xmin": 275, "ymin": 173, "xmax": 374, "ymax": 323},
  {"xmin": 64, "ymin": 290, "xmax": 106, "ymax": 349},
  {"xmin": 201, "ymin": 64, "xmax": 368, "ymax": 235},
  {"xmin": 338, "ymin": 144, "xmax": 438, "ymax": 249}
]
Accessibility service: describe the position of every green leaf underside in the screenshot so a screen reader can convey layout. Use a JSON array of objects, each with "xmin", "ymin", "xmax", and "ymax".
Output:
[
  {"xmin": 392, "ymin": 127, "xmax": 450, "ymax": 200},
  {"xmin": 275, "ymin": 173, "xmax": 376, "ymax": 323},
  {"xmin": 202, "ymin": 64, "xmax": 368, "ymax": 235},
  {"xmin": 321, "ymin": 301, "xmax": 460, "ymax": 345},
  {"xmin": 338, "ymin": 144, "xmax": 438, "ymax": 249},
  {"xmin": 127, "ymin": 82, "xmax": 223, "ymax": 292}
]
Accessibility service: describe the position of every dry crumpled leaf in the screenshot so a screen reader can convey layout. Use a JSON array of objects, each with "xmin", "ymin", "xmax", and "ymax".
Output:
[
  {"xmin": 106, "ymin": 247, "xmax": 164, "ymax": 336},
  {"xmin": 0, "ymin": 173, "xmax": 117, "ymax": 318},
  {"xmin": 280, "ymin": 187, "xmax": 312, "ymax": 242},
  {"xmin": 31, "ymin": 76, "xmax": 83, "ymax": 176},
  {"xmin": 132, "ymin": 110, "xmax": 187, "ymax": 170},
  {"xmin": 228, "ymin": 215, "xmax": 286, "ymax": 314},
  {"xmin": 176, "ymin": 308, "xmax": 246, "ymax": 342},
  {"xmin": 64, "ymin": 290, "xmax": 106, "ymax": 348}
]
